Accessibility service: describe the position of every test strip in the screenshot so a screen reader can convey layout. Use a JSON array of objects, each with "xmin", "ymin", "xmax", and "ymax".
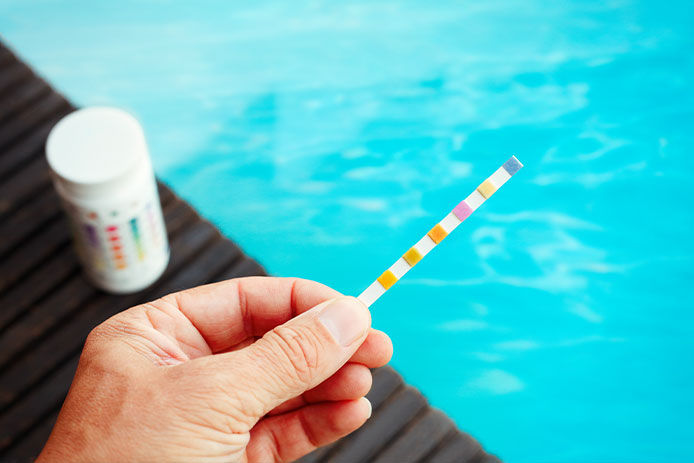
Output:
[{"xmin": 357, "ymin": 155, "xmax": 523, "ymax": 308}]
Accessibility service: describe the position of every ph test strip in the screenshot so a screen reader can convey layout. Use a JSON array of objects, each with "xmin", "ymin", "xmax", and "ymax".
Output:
[{"xmin": 357, "ymin": 155, "xmax": 523, "ymax": 308}]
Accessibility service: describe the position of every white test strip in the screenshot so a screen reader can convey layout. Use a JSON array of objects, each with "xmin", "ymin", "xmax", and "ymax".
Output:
[{"xmin": 357, "ymin": 155, "xmax": 523, "ymax": 308}]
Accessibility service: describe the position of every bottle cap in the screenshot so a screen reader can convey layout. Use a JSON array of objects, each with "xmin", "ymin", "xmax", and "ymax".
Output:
[{"xmin": 46, "ymin": 107, "xmax": 150, "ymax": 198}]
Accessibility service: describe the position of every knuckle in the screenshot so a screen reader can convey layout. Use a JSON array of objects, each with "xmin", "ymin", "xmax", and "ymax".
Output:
[
  {"xmin": 84, "ymin": 321, "xmax": 112, "ymax": 348},
  {"xmin": 82, "ymin": 317, "xmax": 133, "ymax": 359},
  {"xmin": 268, "ymin": 325, "xmax": 320, "ymax": 385}
]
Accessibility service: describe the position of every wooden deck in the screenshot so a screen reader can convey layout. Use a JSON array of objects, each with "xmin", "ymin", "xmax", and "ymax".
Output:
[{"xmin": 0, "ymin": 41, "xmax": 500, "ymax": 463}]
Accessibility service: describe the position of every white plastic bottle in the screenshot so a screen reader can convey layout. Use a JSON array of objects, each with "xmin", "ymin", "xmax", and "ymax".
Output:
[{"xmin": 46, "ymin": 107, "xmax": 170, "ymax": 294}]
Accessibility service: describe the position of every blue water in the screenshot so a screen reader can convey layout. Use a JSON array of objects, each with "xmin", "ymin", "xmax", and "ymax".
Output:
[{"xmin": 2, "ymin": 1, "xmax": 693, "ymax": 461}]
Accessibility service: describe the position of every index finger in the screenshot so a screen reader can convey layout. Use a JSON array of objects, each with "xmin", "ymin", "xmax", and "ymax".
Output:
[{"xmin": 162, "ymin": 276, "xmax": 341, "ymax": 353}]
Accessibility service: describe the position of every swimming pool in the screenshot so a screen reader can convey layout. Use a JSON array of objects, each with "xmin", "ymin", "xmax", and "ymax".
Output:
[{"xmin": 1, "ymin": 0, "xmax": 692, "ymax": 460}]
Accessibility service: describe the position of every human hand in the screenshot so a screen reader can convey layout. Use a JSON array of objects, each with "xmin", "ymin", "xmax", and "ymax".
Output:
[{"xmin": 36, "ymin": 277, "xmax": 392, "ymax": 463}]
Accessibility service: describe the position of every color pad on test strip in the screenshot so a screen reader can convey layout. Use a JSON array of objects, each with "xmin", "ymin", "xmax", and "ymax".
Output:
[{"xmin": 357, "ymin": 155, "xmax": 523, "ymax": 308}]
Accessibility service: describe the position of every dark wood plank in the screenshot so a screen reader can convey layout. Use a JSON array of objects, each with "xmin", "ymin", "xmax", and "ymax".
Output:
[
  {"xmin": 1, "ymin": 216, "xmax": 263, "ymax": 463},
  {"xmin": 323, "ymin": 387, "xmax": 428, "ymax": 463},
  {"xmin": 0, "ymin": 246, "xmax": 78, "ymax": 336},
  {"xmin": 0, "ymin": 76, "xmax": 50, "ymax": 122},
  {"xmin": 296, "ymin": 366, "xmax": 406, "ymax": 463},
  {"xmin": 0, "ymin": 192, "xmax": 192, "ymax": 365},
  {"xmin": 0, "ymin": 156, "xmax": 51, "ymax": 217},
  {"xmin": 0, "ymin": 60, "xmax": 32, "ymax": 97},
  {"xmin": 0, "ymin": 217, "xmax": 70, "ymax": 293},
  {"xmin": 0, "ymin": 45, "xmax": 16, "ymax": 67},
  {"xmin": 156, "ymin": 181, "xmax": 175, "ymax": 207},
  {"xmin": 0, "ymin": 234, "xmax": 241, "ymax": 446},
  {"xmin": 0, "ymin": 187, "xmax": 60, "ymax": 258},
  {"xmin": 475, "ymin": 454, "xmax": 503, "ymax": 463},
  {"xmin": 1, "ymin": 410, "xmax": 58, "ymax": 462},
  {"xmin": 0, "ymin": 220, "xmax": 218, "ymax": 410},
  {"xmin": 0, "ymin": 91, "xmax": 70, "ymax": 152},
  {"xmin": 373, "ymin": 408, "xmax": 455, "ymax": 463},
  {"xmin": 0, "ymin": 239, "xmax": 247, "ymax": 455},
  {"xmin": 160, "ymin": 198, "xmax": 201, "ymax": 239},
  {"xmin": 149, "ymin": 235, "xmax": 241, "ymax": 297},
  {"xmin": 0, "ymin": 190, "xmax": 180, "ymax": 333},
  {"xmin": 0, "ymin": 109, "xmax": 72, "ymax": 179},
  {"xmin": 0, "ymin": 272, "xmax": 93, "ymax": 364},
  {"xmin": 0, "ymin": 357, "xmax": 78, "ymax": 452},
  {"xmin": 367, "ymin": 366, "xmax": 406, "ymax": 409},
  {"xmin": 424, "ymin": 431, "xmax": 490, "ymax": 463}
]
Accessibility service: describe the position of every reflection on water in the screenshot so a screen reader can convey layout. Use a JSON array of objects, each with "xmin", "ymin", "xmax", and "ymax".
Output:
[{"xmin": 2, "ymin": 0, "xmax": 693, "ymax": 460}]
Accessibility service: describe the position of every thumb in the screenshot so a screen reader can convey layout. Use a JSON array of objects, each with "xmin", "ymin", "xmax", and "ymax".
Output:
[{"xmin": 225, "ymin": 296, "xmax": 371, "ymax": 421}]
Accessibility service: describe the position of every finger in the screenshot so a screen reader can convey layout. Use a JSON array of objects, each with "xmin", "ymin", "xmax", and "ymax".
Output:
[
  {"xmin": 214, "ymin": 296, "xmax": 371, "ymax": 421},
  {"xmin": 269, "ymin": 363, "xmax": 372, "ymax": 415},
  {"xmin": 220, "ymin": 328, "xmax": 392, "ymax": 365},
  {"xmin": 247, "ymin": 398, "xmax": 372, "ymax": 463},
  {"xmin": 305, "ymin": 363, "xmax": 372, "ymax": 402},
  {"xmin": 349, "ymin": 329, "xmax": 393, "ymax": 367},
  {"xmin": 160, "ymin": 276, "xmax": 340, "ymax": 353}
]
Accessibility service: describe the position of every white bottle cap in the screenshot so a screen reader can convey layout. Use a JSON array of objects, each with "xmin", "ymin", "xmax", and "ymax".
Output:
[{"xmin": 46, "ymin": 107, "xmax": 150, "ymax": 197}]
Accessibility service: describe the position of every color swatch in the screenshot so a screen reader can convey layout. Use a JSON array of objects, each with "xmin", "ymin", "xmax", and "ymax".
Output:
[
  {"xmin": 106, "ymin": 225, "xmax": 126, "ymax": 270},
  {"xmin": 129, "ymin": 217, "xmax": 145, "ymax": 261}
]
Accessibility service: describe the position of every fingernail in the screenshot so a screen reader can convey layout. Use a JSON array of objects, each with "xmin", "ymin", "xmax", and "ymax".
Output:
[
  {"xmin": 361, "ymin": 397, "xmax": 373, "ymax": 419},
  {"xmin": 318, "ymin": 297, "xmax": 370, "ymax": 346}
]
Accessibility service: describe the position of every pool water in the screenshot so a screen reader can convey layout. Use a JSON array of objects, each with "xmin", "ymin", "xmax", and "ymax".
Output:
[{"xmin": 2, "ymin": 1, "xmax": 693, "ymax": 461}]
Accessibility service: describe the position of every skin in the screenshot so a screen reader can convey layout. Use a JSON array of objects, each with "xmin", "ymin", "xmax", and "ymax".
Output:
[{"xmin": 37, "ymin": 277, "xmax": 393, "ymax": 463}]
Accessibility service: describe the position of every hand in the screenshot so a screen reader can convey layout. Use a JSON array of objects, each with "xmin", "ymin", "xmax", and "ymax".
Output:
[{"xmin": 37, "ymin": 277, "xmax": 392, "ymax": 463}]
